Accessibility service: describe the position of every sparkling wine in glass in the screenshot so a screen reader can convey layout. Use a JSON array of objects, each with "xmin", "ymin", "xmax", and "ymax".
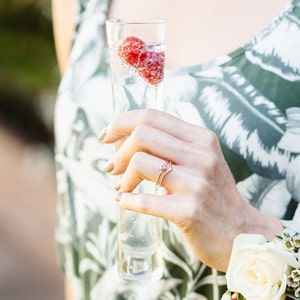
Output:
[{"xmin": 106, "ymin": 19, "xmax": 166, "ymax": 282}]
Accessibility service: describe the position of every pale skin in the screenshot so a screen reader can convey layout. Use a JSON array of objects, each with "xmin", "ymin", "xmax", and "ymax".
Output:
[
  {"xmin": 99, "ymin": 109, "xmax": 283, "ymax": 272},
  {"xmin": 52, "ymin": 0, "xmax": 289, "ymax": 298}
]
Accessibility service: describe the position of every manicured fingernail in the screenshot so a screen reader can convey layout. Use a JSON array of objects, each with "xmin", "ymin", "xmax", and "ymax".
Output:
[
  {"xmin": 98, "ymin": 127, "xmax": 107, "ymax": 141},
  {"xmin": 104, "ymin": 160, "xmax": 114, "ymax": 172},
  {"xmin": 114, "ymin": 183, "xmax": 121, "ymax": 192},
  {"xmin": 115, "ymin": 192, "xmax": 122, "ymax": 202}
]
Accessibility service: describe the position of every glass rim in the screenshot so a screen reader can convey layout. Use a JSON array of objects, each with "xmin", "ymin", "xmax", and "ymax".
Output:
[{"xmin": 106, "ymin": 19, "xmax": 167, "ymax": 25}]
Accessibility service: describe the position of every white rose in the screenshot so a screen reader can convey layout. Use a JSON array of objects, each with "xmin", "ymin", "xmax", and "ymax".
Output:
[{"xmin": 225, "ymin": 234, "xmax": 293, "ymax": 300}]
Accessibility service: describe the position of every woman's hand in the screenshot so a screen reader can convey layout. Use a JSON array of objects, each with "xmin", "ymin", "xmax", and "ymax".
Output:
[{"xmin": 99, "ymin": 109, "xmax": 283, "ymax": 271}]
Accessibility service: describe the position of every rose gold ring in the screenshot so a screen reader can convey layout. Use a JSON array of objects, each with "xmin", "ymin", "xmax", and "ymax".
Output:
[{"xmin": 156, "ymin": 161, "xmax": 172, "ymax": 187}]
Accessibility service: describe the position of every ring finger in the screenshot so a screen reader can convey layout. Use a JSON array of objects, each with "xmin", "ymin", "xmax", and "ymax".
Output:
[
  {"xmin": 111, "ymin": 124, "xmax": 206, "ymax": 175},
  {"xmin": 117, "ymin": 151, "xmax": 203, "ymax": 194}
]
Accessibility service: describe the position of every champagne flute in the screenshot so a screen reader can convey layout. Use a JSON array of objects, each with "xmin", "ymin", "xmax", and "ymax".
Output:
[{"xmin": 105, "ymin": 19, "xmax": 166, "ymax": 282}]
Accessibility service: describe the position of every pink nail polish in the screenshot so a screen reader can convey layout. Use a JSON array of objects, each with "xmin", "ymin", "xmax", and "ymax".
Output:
[
  {"xmin": 98, "ymin": 127, "xmax": 107, "ymax": 141},
  {"xmin": 114, "ymin": 183, "xmax": 121, "ymax": 191},
  {"xmin": 115, "ymin": 192, "xmax": 122, "ymax": 202},
  {"xmin": 104, "ymin": 160, "xmax": 114, "ymax": 172}
]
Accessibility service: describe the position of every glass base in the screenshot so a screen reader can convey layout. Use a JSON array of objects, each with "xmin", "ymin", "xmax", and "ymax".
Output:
[{"xmin": 118, "ymin": 249, "xmax": 163, "ymax": 282}]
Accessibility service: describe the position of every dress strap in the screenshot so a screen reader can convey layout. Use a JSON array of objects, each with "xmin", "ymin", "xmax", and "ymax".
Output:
[{"xmin": 75, "ymin": 0, "xmax": 111, "ymax": 32}]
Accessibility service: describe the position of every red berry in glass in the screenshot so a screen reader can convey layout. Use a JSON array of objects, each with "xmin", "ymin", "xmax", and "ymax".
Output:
[{"xmin": 118, "ymin": 36, "xmax": 165, "ymax": 85}]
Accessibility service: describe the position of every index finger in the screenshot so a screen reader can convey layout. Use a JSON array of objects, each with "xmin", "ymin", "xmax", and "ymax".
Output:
[{"xmin": 99, "ymin": 109, "xmax": 204, "ymax": 143}]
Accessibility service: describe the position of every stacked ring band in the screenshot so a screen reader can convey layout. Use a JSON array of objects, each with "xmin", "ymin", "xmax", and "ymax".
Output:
[{"xmin": 156, "ymin": 161, "xmax": 173, "ymax": 187}]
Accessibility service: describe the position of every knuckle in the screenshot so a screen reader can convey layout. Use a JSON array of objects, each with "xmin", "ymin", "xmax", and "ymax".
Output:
[
  {"xmin": 140, "ymin": 108, "xmax": 158, "ymax": 125},
  {"xmin": 183, "ymin": 195, "xmax": 203, "ymax": 226},
  {"xmin": 140, "ymin": 199, "xmax": 152, "ymax": 215},
  {"xmin": 193, "ymin": 178, "xmax": 210, "ymax": 197},
  {"xmin": 133, "ymin": 108, "xmax": 158, "ymax": 128},
  {"xmin": 129, "ymin": 151, "xmax": 146, "ymax": 171},
  {"xmin": 204, "ymin": 129, "xmax": 220, "ymax": 148},
  {"xmin": 183, "ymin": 181, "xmax": 212, "ymax": 224},
  {"xmin": 205, "ymin": 152, "xmax": 221, "ymax": 173},
  {"xmin": 131, "ymin": 124, "xmax": 150, "ymax": 145}
]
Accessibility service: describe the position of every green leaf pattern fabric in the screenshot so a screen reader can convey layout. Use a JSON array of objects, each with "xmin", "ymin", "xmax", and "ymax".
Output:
[{"xmin": 54, "ymin": 0, "xmax": 300, "ymax": 299}]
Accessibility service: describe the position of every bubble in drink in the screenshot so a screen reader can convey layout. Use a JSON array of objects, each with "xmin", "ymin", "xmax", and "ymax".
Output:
[{"xmin": 118, "ymin": 207, "xmax": 163, "ymax": 281}]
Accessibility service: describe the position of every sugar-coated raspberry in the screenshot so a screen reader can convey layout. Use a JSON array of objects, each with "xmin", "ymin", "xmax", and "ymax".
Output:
[
  {"xmin": 118, "ymin": 36, "xmax": 165, "ymax": 85},
  {"xmin": 137, "ymin": 51, "xmax": 165, "ymax": 85},
  {"xmin": 118, "ymin": 36, "xmax": 145, "ymax": 67}
]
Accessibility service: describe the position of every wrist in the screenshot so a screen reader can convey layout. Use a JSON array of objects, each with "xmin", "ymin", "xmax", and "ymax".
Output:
[{"xmin": 242, "ymin": 201, "xmax": 284, "ymax": 240}]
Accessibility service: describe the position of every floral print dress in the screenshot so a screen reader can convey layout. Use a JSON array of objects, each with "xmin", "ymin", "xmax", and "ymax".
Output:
[{"xmin": 54, "ymin": 0, "xmax": 300, "ymax": 299}]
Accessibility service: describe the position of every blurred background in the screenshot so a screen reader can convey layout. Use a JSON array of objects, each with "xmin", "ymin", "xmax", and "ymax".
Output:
[{"xmin": 0, "ymin": 0, "xmax": 65, "ymax": 299}]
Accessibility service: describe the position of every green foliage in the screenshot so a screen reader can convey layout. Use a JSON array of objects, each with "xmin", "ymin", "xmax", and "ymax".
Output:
[
  {"xmin": 0, "ymin": 0, "xmax": 58, "ymax": 146},
  {"xmin": 0, "ymin": 0, "xmax": 59, "ymax": 96}
]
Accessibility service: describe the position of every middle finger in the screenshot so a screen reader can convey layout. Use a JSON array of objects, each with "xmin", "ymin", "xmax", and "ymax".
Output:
[{"xmin": 110, "ymin": 124, "xmax": 202, "ymax": 175}]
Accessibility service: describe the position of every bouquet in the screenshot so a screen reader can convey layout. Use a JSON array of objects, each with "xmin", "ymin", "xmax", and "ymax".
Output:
[{"xmin": 221, "ymin": 232, "xmax": 300, "ymax": 300}]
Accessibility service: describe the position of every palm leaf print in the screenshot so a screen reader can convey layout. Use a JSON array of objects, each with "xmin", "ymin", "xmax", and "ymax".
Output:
[
  {"xmin": 191, "ymin": 66, "xmax": 289, "ymax": 179},
  {"xmin": 237, "ymin": 174, "xmax": 292, "ymax": 217},
  {"xmin": 162, "ymin": 222, "xmax": 227, "ymax": 299},
  {"xmin": 245, "ymin": 5, "xmax": 300, "ymax": 81}
]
